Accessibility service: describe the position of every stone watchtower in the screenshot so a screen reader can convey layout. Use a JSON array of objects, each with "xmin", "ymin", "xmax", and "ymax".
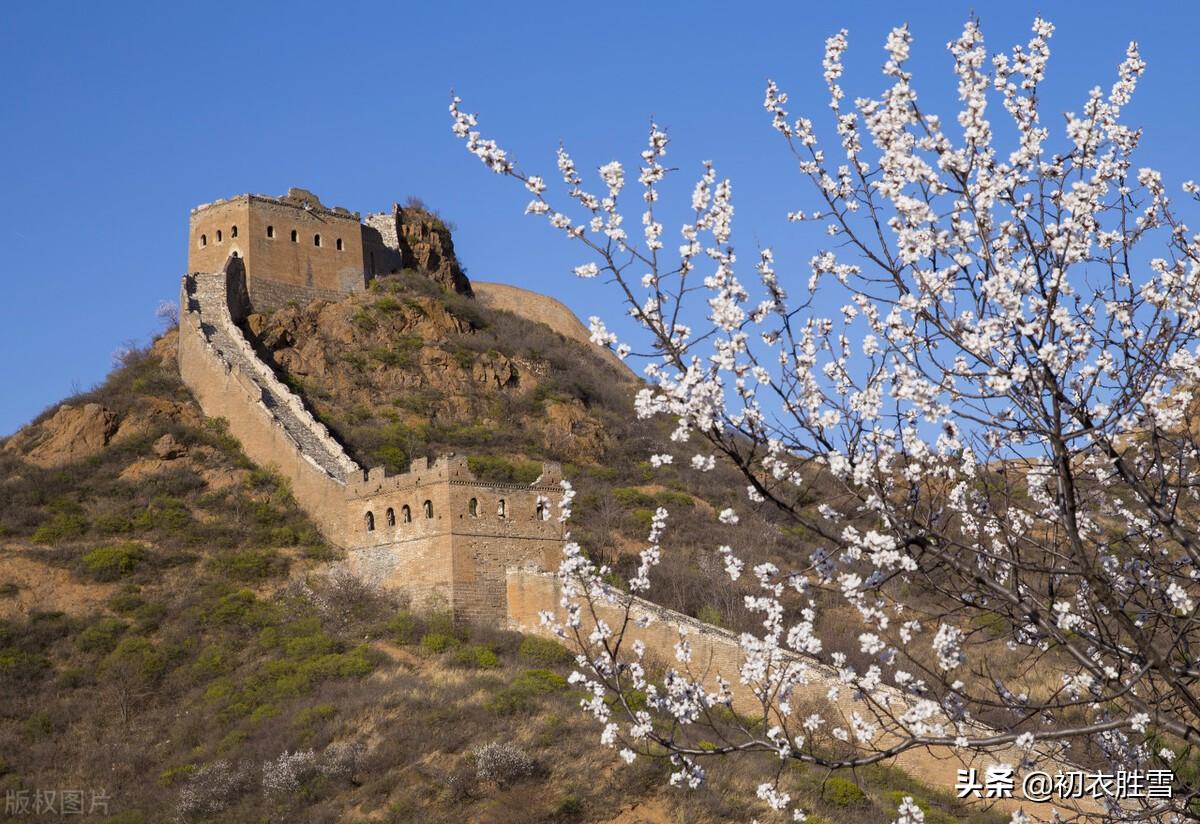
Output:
[
  {"xmin": 343, "ymin": 455, "xmax": 565, "ymax": 623},
  {"xmin": 188, "ymin": 188, "xmax": 369, "ymax": 311}
]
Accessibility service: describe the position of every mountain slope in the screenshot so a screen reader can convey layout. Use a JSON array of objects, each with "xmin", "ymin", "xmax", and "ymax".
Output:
[{"xmin": 0, "ymin": 219, "xmax": 1008, "ymax": 824}]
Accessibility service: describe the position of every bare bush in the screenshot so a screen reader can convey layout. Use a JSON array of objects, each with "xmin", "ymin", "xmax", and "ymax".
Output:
[{"xmin": 318, "ymin": 741, "xmax": 366, "ymax": 780}]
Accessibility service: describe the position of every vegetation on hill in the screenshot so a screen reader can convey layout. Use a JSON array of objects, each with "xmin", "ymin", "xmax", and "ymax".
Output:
[
  {"xmin": 0, "ymin": 329, "xmax": 1009, "ymax": 822},
  {"xmin": 239, "ymin": 268, "xmax": 834, "ymax": 637}
]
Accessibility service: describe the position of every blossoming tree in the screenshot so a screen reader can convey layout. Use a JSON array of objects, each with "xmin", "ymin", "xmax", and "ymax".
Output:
[{"xmin": 452, "ymin": 18, "xmax": 1200, "ymax": 823}]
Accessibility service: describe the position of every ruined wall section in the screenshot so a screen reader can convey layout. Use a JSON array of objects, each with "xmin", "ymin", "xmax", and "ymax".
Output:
[
  {"xmin": 362, "ymin": 210, "xmax": 405, "ymax": 277},
  {"xmin": 178, "ymin": 260, "xmax": 361, "ymax": 542}
]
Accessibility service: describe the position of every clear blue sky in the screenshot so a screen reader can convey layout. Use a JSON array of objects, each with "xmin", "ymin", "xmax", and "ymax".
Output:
[{"xmin": 2, "ymin": 0, "xmax": 1198, "ymax": 435}]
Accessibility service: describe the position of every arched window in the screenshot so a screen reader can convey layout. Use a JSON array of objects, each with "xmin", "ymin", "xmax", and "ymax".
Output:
[
  {"xmin": 216, "ymin": 229, "xmax": 223, "ymax": 242},
  {"xmin": 401, "ymin": 505, "xmax": 412, "ymax": 523},
  {"xmin": 231, "ymin": 251, "xmax": 239, "ymax": 258},
  {"xmin": 423, "ymin": 500, "xmax": 433, "ymax": 519},
  {"xmin": 291, "ymin": 229, "xmax": 298, "ymax": 242},
  {"xmin": 468, "ymin": 497, "xmax": 478, "ymax": 517},
  {"xmin": 200, "ymin": 234, "xmax": 207, "ymax": 247},
  {"xmin": 536, "ymin": 502, "xmax": 547, "ymax": 521},
  {"xmin": 266, "ymin": 225, "xmax": 275, "ymax": 238},
  {"xmin": 365, "ymin": 512, "xmax": 375, "ymax": 532},
  {"xmin": 336, "ymin": 238, "xmax": 344, "ymax": 251},
  {"xmin": 313, "ymin": 234, "xmax": 321, "ymax": 247},
  {"xmin": 497, "ymin": 499, "xmax": 507, "ymax": 519},
  {"xmin": 386, "ymin": 507, "xmax": 395, "ymax": 527},
  {"xmin": 230, "ymin": 225, "xmax": 238, "ymax": 238}
]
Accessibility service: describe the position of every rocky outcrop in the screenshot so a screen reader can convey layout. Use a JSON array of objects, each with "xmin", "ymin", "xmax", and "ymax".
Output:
[
  {"xmin": 541, "ymin": 399, "xmax": 609, "ymax": 462},
  {"xmin": 4, "ymin": 403, "xmax": 118, "ymax": 467},
  {"xmin": 397, "ymin": 207, "xmax": 472, "ymax": 296},
  {"xmin": 366, "ymin": 203, "xmax": 473, "ymax": 295}
]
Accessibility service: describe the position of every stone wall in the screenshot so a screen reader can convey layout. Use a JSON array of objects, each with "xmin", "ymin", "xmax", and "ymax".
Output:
[
  {"xmin": 505, "ymin": 569, "xmax": 1088, "ymax": 816},
  {"xmin": 362, "ymin": 210, "xmax": 405, "ymax": 276},
  {"xmin": 177, "ymin": 265, "xmax": 353, "ymax": 536}
]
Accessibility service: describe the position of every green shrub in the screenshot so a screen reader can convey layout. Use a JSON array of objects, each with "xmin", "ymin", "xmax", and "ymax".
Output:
[
  {"xmin": 107, "ymin": 589, "xmax": 145, "ymax": 614},
  {"xmin": 612, "ymin": 487, "xmax": 658, "ymax": 508},
  {"xmin": 210, "ymin": 548, "xmax": 288, "ymax": 581},
  {"xmin": 696, "ymin": 606, "xmax": 726, "ymax": 628},
  {"xmin": 25, "ymin": 711, "xmax": 53, "ymax": 737},
  {"xmin": 486, "ymin": 669, "xmax": 567, "ymax": 715},
  {"xmin": 555, "ymin": 795, "xmax": 584, "ymax": 819},
  {"xmin": 467, "ymin": 455, "xmax": 543, "ymax": 484},
  {"xmin": 0, "ymin": 648, "xmax": 49, "ymax": 681},
  {"xmin": 81, "ymin": 544, "xmax": 144, "ymax": 581},
  {"xmin": 605, "ymin": 687, "xmax": 647, "ymax": 712},
  {"xmin": 450, "ymin": 644, "xmax": 499, "ymax": 669},
  {"xmin": 420, "ymin": 632, "xmax": 460, "ymax": 654},
  {"xmin": 518, "ymin": 636, "xmax": 572, "ymax": 665},
  {"xmin": 191, "ymin": 644, "xmax": 237, "ymax": 679},
  {"xmin": 32, "ymin": 511, "xmax": 89, "ymax": 545},
  {"xmin": 485, "ymin": 687, "xmax": 534, "ymax": 715},
  {"xmin": 517, "ymin": 669, "xmax": 567, "ymax": 693},
  {"xmin": 129, "ymin": 496, "xmax": 192, "ymax": 534},
  {"xmin": 267, "ymin": 526, "xmax": 297, "ymax": 546},
  {"xmin": 656, "ymin": 490, "xmax": 694, "ymax": 508},
  {"xmin": 386, "ymin": 611, "xmax": 419, "ymax": 645},
  {"xmin": 424, "ymin": 609, "xmax": 463, "ymax": 639},
  {"xmin": 92, "ymin": 510, "xmax": 135, "ymax": 535},
  {"xmin": 76, "ymin": 617, "xmax": 127, "ymax": 654},
  {"xmin": 158, "ymin": 764, "xmax": 196, "ymax": 787},
  {"xmin": 292, "ymin": 703, "xmax": 336, "ymax": 728},
  {"xmin": 101, "ymin": 636, "xmax": 166, "ymax": 682},
  {"xmin": 629, "ymin": 508, "xmax": 655, "ymax": 533},
  {"xmin": 203, "ymin": 588, "xmax": 280, "ymax": 629},
  {"xmin": 823, "ymin": 776, "xmax": 868, "ymax": 807}
]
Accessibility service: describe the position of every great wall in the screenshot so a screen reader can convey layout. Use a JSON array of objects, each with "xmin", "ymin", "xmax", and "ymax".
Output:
[{"xmin": 177, "ymin": 189, "xmax": 1086, "ymax": 817}]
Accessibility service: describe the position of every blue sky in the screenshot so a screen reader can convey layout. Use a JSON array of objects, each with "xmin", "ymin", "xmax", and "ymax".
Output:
[{"xmin": 2, "ymin": 0, "xmax": 1198, "ymax": 435}]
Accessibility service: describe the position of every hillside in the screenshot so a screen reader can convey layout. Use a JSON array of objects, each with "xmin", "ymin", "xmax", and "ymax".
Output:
[{"xmin": 0, "ymin": 218, "xmax": 1009, "ymax": 824}]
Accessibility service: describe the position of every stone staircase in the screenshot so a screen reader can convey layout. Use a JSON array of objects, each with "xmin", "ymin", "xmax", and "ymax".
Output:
[{"xmin": 183, "ymin": 270, "xmax": 360, "ymax": 481}]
